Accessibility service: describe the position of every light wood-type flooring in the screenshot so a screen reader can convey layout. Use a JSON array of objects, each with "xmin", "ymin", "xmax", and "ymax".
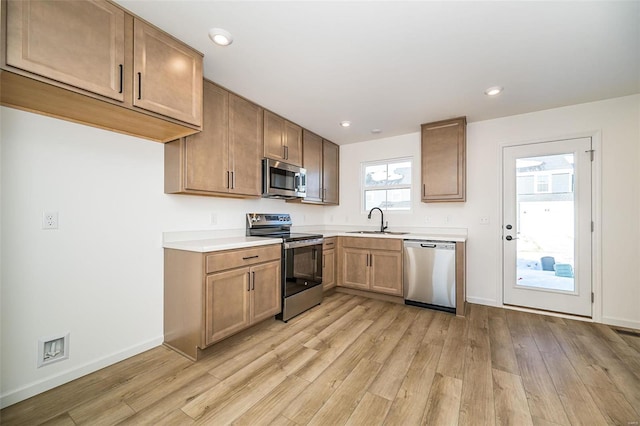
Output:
[{"xmin": 2, "ymin": 292, "xmax": 640, "ymax": 425}]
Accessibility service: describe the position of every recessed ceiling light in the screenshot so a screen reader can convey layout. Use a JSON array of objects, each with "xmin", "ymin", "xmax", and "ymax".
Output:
[
  {"xmin": 484, "ymin": 86, "xmax": 503, "ymax": 96},
  {"xmin": 339, "ymin": 121, "xmax": 351, "ymax": 128},
  {"xmin": 371, "ymin": 129, "xmax": 382, "ymax": 134},
  {"xmin": 208, "ymin": 28, "xmax": 233, "ymax": 46}
]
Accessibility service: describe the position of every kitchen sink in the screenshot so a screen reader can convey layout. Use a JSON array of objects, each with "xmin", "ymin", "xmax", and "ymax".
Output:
[{"xmin": 348, "ymin": 230, "xmax": 409, "ymax": 235}]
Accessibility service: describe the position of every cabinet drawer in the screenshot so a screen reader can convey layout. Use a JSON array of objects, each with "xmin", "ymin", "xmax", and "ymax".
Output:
[
  {"xmin": 340, "ymin": 237, "xmax": 402, "ymax": 251},
  {"xmin": 323, "ymin": 237, "xmax": 336, "ymax": 251},
  {"xmin": 206, "ymin": 244, "xmax": 280, "ymax": 273}
]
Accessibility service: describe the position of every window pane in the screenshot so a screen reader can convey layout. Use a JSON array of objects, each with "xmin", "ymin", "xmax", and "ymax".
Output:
[
  {"xmin": 365, "ymin": 190, "xmax": 387, "ymax": 211},
  {"xmin": 384, "ymin": 188, "xmax": 411, "ymax": 210},
  {"xmin": 387, "ymin": 161, "xmax": 411, "ymax": 185},
  {"xmin": 364, "ymin": 164, "xmax": 388, "ymax": 187}
]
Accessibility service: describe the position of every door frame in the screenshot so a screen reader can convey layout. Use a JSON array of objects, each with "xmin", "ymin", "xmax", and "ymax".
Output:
[{"xmin": 496, "ymin": 131, "xmax": 602, "ymax": 323}]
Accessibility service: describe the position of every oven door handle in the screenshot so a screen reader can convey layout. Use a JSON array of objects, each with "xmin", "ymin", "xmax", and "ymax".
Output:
[{"xmin": 283, "ymin": 239, "xmax": 324, "ymax": 249}]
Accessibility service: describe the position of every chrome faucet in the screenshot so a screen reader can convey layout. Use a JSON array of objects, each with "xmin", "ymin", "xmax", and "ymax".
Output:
[{"xmin": 368, "ymin": 207, "xmax": 388, "ymax": 232}]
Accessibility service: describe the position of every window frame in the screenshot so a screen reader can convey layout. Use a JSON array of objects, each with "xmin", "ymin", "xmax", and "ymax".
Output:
[{"xmin": 361, "ymin": 157, "xmax": 413, "ymax": 214}]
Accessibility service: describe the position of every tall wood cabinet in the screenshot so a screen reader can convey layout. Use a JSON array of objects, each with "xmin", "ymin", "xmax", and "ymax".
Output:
[
  {"xmin": 164, "ymin": 244, "xmax": 281, "ymax": 360},
  {"xmin": 297, "ymin": 130, "xmax": 340, "ymax": 205},
  {"xmin": 2, "ymin": 0, "xmax": 203, "ymax": 142},
  {"xmin": 421, "ymin": 117, "xmax": 466, "ymax": 202},
  {"xmin": 337, "ymin": 237, "xmax": 403, "ymax": 296},
  {"xmin": 165, "ymin": 80, "xmax": 263, "ymax": 197},
  {"xmin": 263, "ymin": 110, "xmax": 303, "ymax": 167}
]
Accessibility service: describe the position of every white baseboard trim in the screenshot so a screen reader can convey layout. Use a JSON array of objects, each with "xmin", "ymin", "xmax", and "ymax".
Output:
[
  {"xmin": 465, "ymin": 296, "xmax": 498, "ymax": 306},
  {"xmin": 0, "ymin": 336, "xmax": 163, "ymax": 409},
  {"xmin": 601, "ymin": 316, "xmax": 640, "ymax": 331}
]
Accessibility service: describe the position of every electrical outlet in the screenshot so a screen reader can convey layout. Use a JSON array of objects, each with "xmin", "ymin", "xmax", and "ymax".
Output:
[
  {"xmin": 480, "ymin": 217, "xmax": 490, "ymax": 225},
  {"xmin": 424, "ymin": 216, "xmax": 432, "ymax": 224},
  {"xmin": 444, "ymin": 215, "xmax": 452, "ymax": 224},
  {"xmin": 210, "ymin": 213, "xmax": 218, "ymax": 225},
  {"xmin": 42, "ymin": 211, "xmax": 58, "ymax": 229}
]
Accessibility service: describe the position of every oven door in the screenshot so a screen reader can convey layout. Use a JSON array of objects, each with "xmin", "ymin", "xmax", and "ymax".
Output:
[{"xmin": 283, "ymin": 240, "xmax": 323, "ymax": 297}]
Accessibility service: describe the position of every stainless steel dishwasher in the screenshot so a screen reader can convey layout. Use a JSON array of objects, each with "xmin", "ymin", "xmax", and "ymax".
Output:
[{"xmin": 403, "ymin": 240, "xmax": 456, "ymax": 313}]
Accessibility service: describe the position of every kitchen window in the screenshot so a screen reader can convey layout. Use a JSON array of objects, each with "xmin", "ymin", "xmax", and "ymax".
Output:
[{"xmin": 362, "ymin": 158, "xmax": 412, "ymax": 211}]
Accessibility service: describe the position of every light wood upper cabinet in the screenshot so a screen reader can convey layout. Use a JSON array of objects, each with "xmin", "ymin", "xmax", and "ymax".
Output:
[
  {"xmin": 297, "ymin": 131, "xmax": 340, "ymax": 205},
  {"xmin": 6, "ymin": 0, "xmax": 125, "ymax": 101},
  {"xmin": 421, "ymin": 117, "xmax": 466, "ymax": 202},
  {"xmin": 2, "ymin": 0, "xmax": 203, "ymax": 142},
  {"xmin": 165, "ymin": 80, "xmax": 263, "ymax": 197},
  {"xmin": 322, "ymin": 139, "xmax": 340, "ymax": 205},
  {"xmin": 337, "ymin": 237, "xmax": 403, "ymax": 296},
  {"xmin": 228, "ymin": 93, "xmax": 263, "ymax": 196},
  {"xmin": 133, "ymin": 19, "xmax": 202, "ymax": 126},
  {"xmin": 183, "ymin": 82, "xmax": 229, "ymax": 193},
  {"xmin": 302, "ymin": 130, "xmax": 323, "ymax": 202},
  {"xmin": 264, "ymin": 110, "xmax": 302, "ymax": 167}
]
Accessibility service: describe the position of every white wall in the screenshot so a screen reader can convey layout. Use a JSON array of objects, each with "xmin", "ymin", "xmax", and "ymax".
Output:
[
  {"xmin": 0, "ymin": 107, "xmax": 324, "ymax": 407},
  {"xmin": 2, "ymin": 94, "xmax": 639, "ymax": 407},
  {"xmin": 329, "ymin": 94, "xmax": 640, "ymax": 329}
]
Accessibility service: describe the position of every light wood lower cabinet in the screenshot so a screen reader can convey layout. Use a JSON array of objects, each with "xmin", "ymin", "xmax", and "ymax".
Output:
[
  {"xmin": 322, "ymin": 237, "xmax": 337, "ymax": 291},
  {"xmin": 337, "ymin": 237, "xmax": 403, "ymax": 296},
  {"xmin": 205, "ymin": 260, "xmax": 280, "ymax": 346},
  {"xmin": 164, "ymin": 244, "xmax": 281, "ymax": 360}
]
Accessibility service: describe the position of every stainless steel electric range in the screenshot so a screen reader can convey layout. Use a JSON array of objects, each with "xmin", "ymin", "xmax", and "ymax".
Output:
[{"xmin": 246, "ymin": 213, "xmax": 324, "ymax": 321}]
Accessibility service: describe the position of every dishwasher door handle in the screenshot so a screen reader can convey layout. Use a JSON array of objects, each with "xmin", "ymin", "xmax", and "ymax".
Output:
[{"xmin": 420, "ymin": 244, "xmax": 437, "ymax": 248}]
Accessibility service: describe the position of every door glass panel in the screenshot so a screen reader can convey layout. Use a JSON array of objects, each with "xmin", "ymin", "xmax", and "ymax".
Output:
[{"xmin": 516, "ymin": 153, "xmax": 575, "ymax": 292}]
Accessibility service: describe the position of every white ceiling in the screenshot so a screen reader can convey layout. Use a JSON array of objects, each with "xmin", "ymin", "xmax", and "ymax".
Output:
[{"xmin": 116, "ymin": 1, "xmax": 640, "ymax": 145}]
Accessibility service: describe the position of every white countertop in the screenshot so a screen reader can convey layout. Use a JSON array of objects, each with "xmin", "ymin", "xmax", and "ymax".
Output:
[
  {"xmin": 163, "ymin": 236, "xmax": 282, "ymax": 253},
  {"xmin": 318, "ymin": 231, "xmax": 466, "ymax": 242},
  {"xmin": 162, "ymin": 226, "xmax": 466, "ymax": 253}
]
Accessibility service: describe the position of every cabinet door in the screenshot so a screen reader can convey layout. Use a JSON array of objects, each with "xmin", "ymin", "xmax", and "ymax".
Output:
[
  {"xmin": 6, "ymin": 0, "xmax": 125, "ymax": 101},
  {"xmin": 133, "ymin": 19, "xmax": 203, "ymax": 126},
  {"xmin": 205, "ymin": 269, "xmax": 251, "ymax": 345},
  {"xmin": 263, "ymin": 110, "xmax": 285, "ymax": 161},
  {"xmin": 421, "ymin": 117, "xmax": 466, "ymax": 202},
  {"xmin": 250, "ymin": 261, "xmax": 282, "ymax": 323},
  {"xmin": 341, "ymin": 248, "xmax": 370, "ymax": 290},
  {"xmin": 302, "ymin": 130, "xmax": 323, "ymax": 202},
  {"xmin": 284, "ymin": 121, "xmax": 303, "ymax": 167},
  {"xmin": 229, "ymin": 94, "xmax": 263, "ymax": 196},
  {"xmin": 322, "ymin": 140, "xmax": 340, "ymax": 204},
  {"xmin": 184, "ymin": 81, "xmax": 229, "ymax": 192},
  {"xmin": 322, "ymin": 249, "xmax": 336, "ymax": 290},
  {"xmin": 370, "ymin": 250, "xmax": 403, "ymax": 296}
]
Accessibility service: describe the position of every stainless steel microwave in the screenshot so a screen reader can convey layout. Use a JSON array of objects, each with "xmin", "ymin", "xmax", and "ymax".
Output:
[{"xmin": 262, "ymin": 158, "xmax": 306, "ymax": 199}]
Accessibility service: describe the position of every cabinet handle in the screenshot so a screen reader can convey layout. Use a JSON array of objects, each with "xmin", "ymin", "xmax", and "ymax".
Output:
[
  {"xmin": 242, "ymin": 255, "xmax": 259, "ymax": 260},
  {"xmin": 251, "ymin": 271, "xmax": 255, "ymax": 290},
  {"xmin": 284, "ymin": 145, "xmax": 289, "ymax": 160},
  {"xmin": 323, "ymin": 188, "xmax": 326, "ymax": 201},
  {"xmin": 370, "ymin": 254, "xmax": 373, "ymax": 267},
  {"xmin": 231, "ymin": 171, "xmax": 236, "ymax": 189},
  {"xmin": 137, "ymin": 72, "xmax": 142, "ymax": 100},
  {"xmin": 118, "ymin": 64, "xmax": 123, "ymax": 94},
  {"xmin": 365, "ymin": 254, "xmax": 369, "ymax": 267},
  {"xmin": 423, "ymin": 183, "xmax": 426, "ymax": 197},
  {"xmin": 247, "ymin": 272, "xmax": 251, "ymax": 291},
  {"xmin": 226, "ymin": 171, "xmax": 230, "ymax": 189}
]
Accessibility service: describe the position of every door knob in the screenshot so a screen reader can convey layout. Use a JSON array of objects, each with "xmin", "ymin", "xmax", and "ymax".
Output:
[
  {"xmin": 506, "ymin": 235, "xmax": 515, "ymax": 241},
  {"xmin": 506, "ymin": 224, "xmax": 513, "ymax": 230}
]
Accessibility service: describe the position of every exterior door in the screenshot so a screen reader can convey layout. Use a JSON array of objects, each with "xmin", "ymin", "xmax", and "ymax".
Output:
[{"xmin": 503, "ymin": 138, "xmax": 592, "ymax": 316}]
